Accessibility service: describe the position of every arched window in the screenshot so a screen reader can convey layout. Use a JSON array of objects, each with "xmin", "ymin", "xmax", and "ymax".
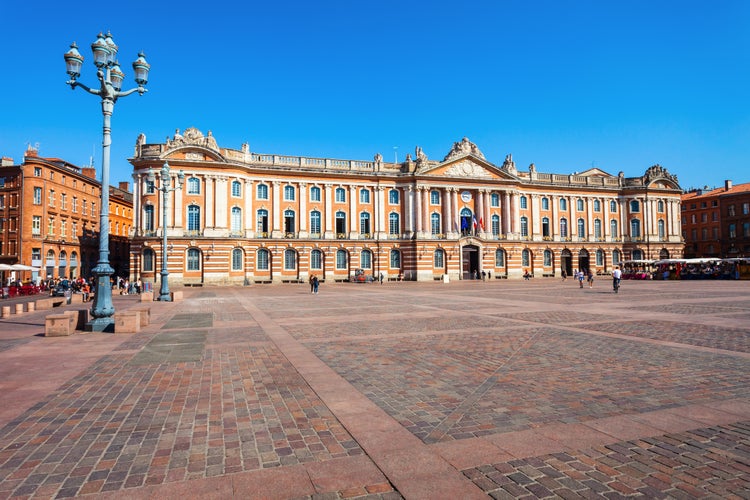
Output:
[
  {"xmin": 232, "ymin": 248, "xmax": 243, "ymax": 270},
  {"xmin": 187, "ymin": 177, "xmax": 200, "ymax": 194},
  {"xmin": 231, "ymin": 180, "xmax": 242, "ymax": 197},
  {"xmin": 577, "ymin": 199, "xmax": 584, "ymax": 211},
  {"xmin": 460, "ymin": 207, "xmax": 472, "ymax": 235},
  {"xmin": 631, "ymin": 219, "xmax": 641, "ymax": 238},
  {"xmin": 360, "ymin": 188, "xmax": 370, "ymax": 203},
  {"xmin": 610, "ymin": 200, "xmax": 617, "ymax": 212},
  {"xmin": 431, "ymin": 213, "xmax": 441, "ymax": 235},
  {"xmin": 543, "ymin": 249, "xmax": 552, "ymax": 266},
  {"xmin": 257, "ymin": 209, "xmax": 269, "ymax": 235},
  {"xmin": 658, "ymin": 219, "xmax": 665, "ymax": 239},
  {"xmin": 491, "ymin": 193, "xmax": 500, "ymax": 207},
  {"xmin": 390, "ymin": 249, "xmax": 401, "ymax": 269},
  {"xmin": 593, "ymin": 199, "xmax": 601, "ymax": 212},
  {"xmin": 542, "ymin": 217, "xmax": 550, "ymax": 237},
  {"xmin": 284, "ymin": 185, "xmax": 296, "ymax": 201},
  {"xmin": 187, "ymin": 248, "xmax": 201, "ymax": 270},
  {"xmin": 632, "ymin": 249, "xmax": 644, "ymax": 260},
  {"xmin": 144, "ymin": 205, "xmax": 154, "ymax": 231},
  {"xmin": 434, "ymin": 249, "xmax": 444, "ymax": 268},
  {"xmin": 284, "ymin": 209, "xmax": 296, "ymax": 234},
  {"xmin": 360, "ymin": 212, "xmax": 371, "ymax": 236},
  {"xmin": 310, "ymin": 210, "xmax": 321, "ymax": 235},
  {"xmin": 613, "ymin": 249, "xmax": 622, "ymax": 265},
  {"xmin": 522, "ymin": 249, "xmax": 530, "ymax": 267},
  {"xmin": 560, "ymin": 198, "xmax": 568, "ymax": 211},
  {"xmin": 389, "ymin": 213, "xmax": 400, "ymax": 235},
  {"xmin": 495, "ymin": 248, "xmax": 505, "ymax": 267},
  {"xmin": 560, "ymin": 218, "xmax": 568, "ymax": 238},
  {"xmin": 310, "ymin": 186, "xmax": 321, "ymax": 202},
  {"xmin": 657, "ymin": 200, "xmax": 664, "ymax": 212},
  {"xmin": 389, "ymin": 189, "xmax": 400, "ymax": 204},
  {"xmin": 187, "ymin": 205, "xmax": 201, "ymax": 232},
  {"xmin": 231, "ymin": 207, "xmax": 242, "ymax": 234},
  {"xmin": 310, "ymin": 249, "xmax": 322, "ymax": 270},
  {"xmin": 520, "ymin": 216, "xmax": 528, "ymax": 237},
  {"xmin": 491, "ymin": 215, "xmax": 500, "ymax": 237},
  {"xmin": 430, "ymin": 190, "xmax": 440, "ymax": 205},
  {"xmin": 256, "ymin": 183, "xmax": 268, "ymax": 199},
  {"xmin": 596, "ymin": 249, "xmax": 604, "ymax": 266},
  {"xmin": 594, "ymin": 219, "xmax": 602, "ymax": 239},
  {"xmin": 143, "ymin": 248, "xmax": 154, "ymax": 272},
  {"xmin": 630, "ymin": 200, "xmax": 640, "ymax": 213},
  {"xmin": 577, "ymin": 218, "xmax": 585, "ymax": 237},
  {"xmin": 335, "ymin": 211, "xmax": 346, "ymax": 235},
  {"xmin": 284, "ymin": 249, "xmax": 297, "ymax": 270},
  {"xmin": 336, "ymin": 249, "xmax": 348, "ymax": 269},
  {"xmin": 360, "ymin": 249, "xmax": 372, "ymax": 269},
  {"xmin": 257, "ymin": 249, "xmax": 269, "ymax": 270},
  {"xmin": 520, "ymin": 196, "xmax": 528, "ymax": 209},
  {"xmin": 610, "ymin": 219, "xmax": 618, "ymax": 237},
  {"xmin": 335, "ymin": 187, "xmax": 346, "ymax": 202},
  {"xmin": 541, "ymin": 197, "xmax": 549, "ymax": 210}
]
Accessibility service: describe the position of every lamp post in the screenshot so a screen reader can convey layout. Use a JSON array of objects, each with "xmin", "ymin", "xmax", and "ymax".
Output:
[
  {"xmin": 64, "ymin": 32, "xmax": 150, "ymax": 331},
  {"xmin": 147, "ymin": 163, "xmax": 185, "ymax": 301}
]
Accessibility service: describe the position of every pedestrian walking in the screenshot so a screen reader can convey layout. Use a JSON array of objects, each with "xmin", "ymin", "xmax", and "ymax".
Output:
[
  {"xmin": 312, "ymin": 276, "xmax": 319, "ymax": 294},
  {"xmin": 587, "ymin": 269, "xmax": 594, "ymax": 288}
]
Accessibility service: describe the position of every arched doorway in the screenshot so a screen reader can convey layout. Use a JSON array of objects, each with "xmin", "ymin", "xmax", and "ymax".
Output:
[
  {"xmin": 461, "ymin": 244, "xmax": 479, "ymax": 279},
  {"xmin": 577, "ymin": 249, "xmax": 590, "ymax": 273},
  {"xmin": 460, "ymin": 208, "xmax": 474, "ymax": 237},
  {"xmin": 561, "ymin": 249, "xmax": 573, "ymax": 276},
  {"xmin": 659, "ymin": 248, "xmax": 670, "ymax": 260}
]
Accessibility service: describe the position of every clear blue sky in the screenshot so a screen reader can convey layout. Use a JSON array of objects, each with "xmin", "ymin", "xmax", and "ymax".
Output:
[{"xmin": 1, "ymin": 1, "xmax": 748, "ymax": 191}]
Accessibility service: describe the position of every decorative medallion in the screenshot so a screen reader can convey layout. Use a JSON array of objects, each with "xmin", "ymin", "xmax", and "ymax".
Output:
[{"xmin": 461, "ymin": 191, "xmax": 472, "ymax": 202}]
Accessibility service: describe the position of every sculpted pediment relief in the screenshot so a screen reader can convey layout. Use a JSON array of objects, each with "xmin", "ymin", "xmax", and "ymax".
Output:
[
  {"xmin": 421, "ymin": 157, "xmax": 516, "ymax": 180},
  {"xmin": 444, "ymin": 160, "xmax": 493, "ymax": 178}
]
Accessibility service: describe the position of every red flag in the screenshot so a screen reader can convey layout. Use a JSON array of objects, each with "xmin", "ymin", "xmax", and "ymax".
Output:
[{"xmin": 479, "ymin": 217, "xmax": 484, "ymax": 229}]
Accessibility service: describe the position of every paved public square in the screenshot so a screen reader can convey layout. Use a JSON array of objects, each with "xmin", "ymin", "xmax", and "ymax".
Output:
[{"xmin": 0, "ymin": 278, "xmax": 748, "ymax": 499}]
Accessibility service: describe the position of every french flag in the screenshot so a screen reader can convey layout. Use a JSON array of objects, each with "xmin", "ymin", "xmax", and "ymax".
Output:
[{"xmin": 472, "ymin": 216, "xmax": 478, "ymax": 229}]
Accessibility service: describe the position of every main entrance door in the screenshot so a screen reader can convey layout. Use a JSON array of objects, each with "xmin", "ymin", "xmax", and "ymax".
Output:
[{"xmin": 462, "ymin": 245, "xmax": 479, "ymax": 279}]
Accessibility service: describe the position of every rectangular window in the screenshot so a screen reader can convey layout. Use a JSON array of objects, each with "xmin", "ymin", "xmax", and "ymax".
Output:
[
  {"xmin": 61, "ymin": 194, "xmax": 67, "ymax": 210},
  {"xmin": 32, "ymin": 216, "xmax": 41, "ymax": 236},
  {"xmin": 728, "ymin": 205, "xmax": 736, "ymax": 216},
  {"xmin": 60, "ymin": 220, "xmax": 67, "ymax": 237},
  {"xmin": 34, "ymin": 167, "xmax": 41, "ymax": 177},
  {"xmin": 33, "ymin": 187, "xmax": 42, "ymax": 204},
  {"xmin": 48, "ymin": 218, "xmax": 55, "ymax": 236},
  {"xmin": 743, "ymin": 203, "xmax": 749, "ymax": 215},
  {"xmin": 48, "ymin": 190, "xmax": 55, "ymax": 207},
  {"xmin": 360, "ymin": 189, "xmax": 370, "ymax": 204},
  {"xmin": 335, "ymin": 188, "xmax": 346, "ymax": 203},
  {"xmin": 72, "ymin": 197, "xmax": 77, "ymax": 212},
  {"xmin": 91, "ymin": 202, "xmax": 96, "ymax": 217},
  {"xmin": 729, "ymin": 223, "xmax": 736, "ymax": 239},
  {"xmin": 310, "ymin": 186, "xmax": 321, "ymax": 202},
  {"xmin": 430, "ymin": 190, "xmax": 440, "ymax": 205}
]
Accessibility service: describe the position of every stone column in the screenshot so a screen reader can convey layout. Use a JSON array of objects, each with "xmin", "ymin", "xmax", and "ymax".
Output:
[
  {"xmin": 377, "ymin": 186, "xmax": 386, "ymax": 238},
  {"xmin": 299, "ymin": 182, "xmax": 308, "ymax": 236},
  {"xmin": 215, "ymin": 176, "xmax": 228, "ymax": 229},
  {"xmin": 443, "ymin": 187, "xmax": 452, "ymax": 237},
  {"xmin": 474, "ymin": 189, "xmax": 482, "ymax": 235},
  {"xmin": 271, "ymin": 181, "xmax": 282, "ymax": 236},
  {"xmin": 244, "ymin": 180, "xmax": 253, "ymax": 235},
  {"xmin": 204, "ymin": 175, "xmax": 214, "ymax": 229},
  {"xmin": 502, "ymin": 191, "xmax": 510, "ymax": 236},
  {"xmin": 324, "ymin": 184, "xmax": 333, "ymax": 238},
  {"xmin": 531, "ymin": 194, "xmax": 540, "ymax": 239},
  {"xmin": 349, "ymin": 185, "xmax": 358, "ymax": 236},
  {"xmin": 551, "ymin": 195, "xmax": 558, "ymax": 240},
  {"xmin": 511, "ymin": 191, "xmax": 520, "ymax": 235},
  {"xmin": 415, "ymin": 187, "xmax": 423, "ymax": 235},
  {"xmin": 451, "ymin": 189, "xmax": 459, "ymax": 236},
  {"xmin": 586, "ymin": 197, "xmax": 594, "ymax": 240},
  {"xmin": 132, "ymin": 173, "xmax": 142, "ymax": 235}
]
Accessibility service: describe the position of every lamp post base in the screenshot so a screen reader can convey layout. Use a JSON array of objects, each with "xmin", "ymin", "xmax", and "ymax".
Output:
[
  {"xmin": 158, "ymin": 270, "xmax": 171, "ymax": 301},
  {"xmin": 85, "ymin": 317, "xmax": 115, "ymax": 333},
  {"xmin": 86, "ymin": 262, "xmax": 115, "ymax": 332}
]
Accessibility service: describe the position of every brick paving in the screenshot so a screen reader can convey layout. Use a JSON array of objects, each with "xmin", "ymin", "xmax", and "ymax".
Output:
[{"xmin": 0, "ymin": 279, "xmax": 747, "ymax": 498}]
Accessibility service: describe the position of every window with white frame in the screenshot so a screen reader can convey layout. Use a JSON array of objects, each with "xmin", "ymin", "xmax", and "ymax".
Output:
[
  {"xmin": 257, "ymin": 183, "xmax": 269, "ymax": 200},
  {"xmin": 541, "ymin": 197, "xmax": 549, "ymax": 210},
  {"xmin": 310, "ymin": 210, "xmax": 321, "ymax": 235},
  {"xmin": 610, "ymin": 219, "xmax": 618, "ymax": 237},
  {"xmin": 431, "ymin": 213, "xmax": 441, "ymax": 235},
  {"xmin": 388, "ymin": 213, "xmax": 400, "ymax": 235},
  {"xmin": 389, "ymin": 189, "xmax": 399, "ymax": 204},
  {"xmin": 491, "ymin": 193, "xmax": 500, "ymax": 207},
  {"xmin": 610, "ymin": 200, "xmax": 617, "ymax": 212},
  {"xmin": 232, "ymin": 248, "xmax": 243, "ymax": 270},
  {"xmin": 32, "ymin": 216, "xmax": 41, "ymax": 235},
  {"xmin": 284, "ymin": 249, "xmax": 297, "ymax": 270},
  {"xmin": 522, "ymin": 249, "xmax": 530, "ymax": 267},
  {"xmin": 310, "ymin": 186, "xmax": 321, "ymax": 202},
  {"xmin": 231, "ymin": 181, "xmax": 242, "ymax": 197},
  {"xmin": 560, "ymin": 218, "xmax": 568, "ymax": 237},
  {"xmin": 390, "ymin": 249, "xmax": 401, "ymax": 269},
  {"xmin": 187, "ymin": 205, "xmax": 201, "ymax": 232},
  {"xmin": 231, "ymin": 207, "xmax": 242, "ymax": 234},
  {"xmin": 576, "ymin": 199, "xmax": 584, "ymax": 211},
  {"xmin": 336, "ymin": 249, "xmax": 348, "ymax": 269},
  {"xmin": 543, "ymin": 250, "xmax": 552, "ymax": 267},
  {"xmin": 144, "ymin": 205, "xmax": 154, "ymax": 231},
  {"xmin": 187, "ymin": 177, "xmax": 200, "ymax": 194},
  {"xmin": 143, "ymin": 248, "xmax": 154, "ymax": 272},
  {"xmin": 360, "ymin": 249, "xmax": 372, "ymax": 269},
  {"xmin": 257, "ymin": 209, "xmax": 269, "ymax": 234},
  {"xmin": 542, "ymin": 217, "xmax": 550, "ymax": 238},
  {"xmin": 257, "ymin": 249, "xmax": 269, "ymax": 270},
  {"xmin": 491, "ymin": 215, "xmax": 500, "ymax": 236},
  {"xmin": 520, "ymin": 196, "xmax": 528, "ymax": 209},
  {"xmin": 310, "ymin": 249, "xmax": 322, "ymax": 270},
  {"xmin": 520, "ymin": 217, "xmax": 528, "ymax": 237},
  {"xmin": 284, "ymin": 185, "xmax": 295, "ymax": 201},
  {"xmin": 430, "ymin": 190, "xmax": 440, "ymax": 205},
  {"xmin": 284, "ymin": 209, "xmax": 295, "ymax": 234},
  {"xmin": 187, "ymin": 248, "xmax": 201, "ymax": 270},
  {"xmin": 360, "ymin": 212, "xmax": 371, "ymax": 236},
  {"xmin": 657, "ymin": 200, "xmax": 664, "ymax": 212},
  {"xmin": 596, "ymin": 249, "xmax": 604, "ymax": 266},
  {"xmin": 495, "ymin": 249, "xmax": 505, "ymax": 267},
  {"xmin": 434, "ymin": 249, "xmax": 444, "ymax": 268},
  {"xmin": 560, "ymin": 198, "xmax": 567, "ymax": 211},
  {"xmin": 335, "ymin": 187, "xmax": 346, "ymax": 203},
  {"xmin": 360, "ymin": 188, "xmax": 370, "ymax": 204},
  {"xmin": 33, "ymin": 187, "xmax": 42, "ymax": 205},
  {"xmin": 613, "ymin": 249, "xmax": 622, "ymax": 265},
  {"xmin": 631, "ymin": 219, "xmax": 641, "ymax": 238},
  {"xmin": 630, "ymin": 200, "xmax": 640, "ymax": 212},
  {"xmin": 577, "ymin": 218, "xmax": 585, "ymax": 237},
  {"xmin": 593, "ymin": 199, "xmax": 601, "ymax": 212},
  {"xmin": 594, "ymin": 219, "xmax": 602, "ymax": 239}
]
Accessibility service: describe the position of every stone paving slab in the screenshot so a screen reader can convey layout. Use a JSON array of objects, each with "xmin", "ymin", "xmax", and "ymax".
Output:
[{"xmin": 0, "ymin": 279, "xmax": 747, "ymax": 498}]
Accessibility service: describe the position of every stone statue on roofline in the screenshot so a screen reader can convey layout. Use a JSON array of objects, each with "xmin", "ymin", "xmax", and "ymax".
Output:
[{"xmin": 443, "ymin": 137, "xmax": 485, "ymax": 161}]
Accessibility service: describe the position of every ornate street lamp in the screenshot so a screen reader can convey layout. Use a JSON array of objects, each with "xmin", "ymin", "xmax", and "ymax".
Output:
[
  {"xmin": 147, "ymin": 163, "xmax": 185, "ymax": 301},
  {"xmin": 64, "ymin": 32, "xmax": 150, "ymax": 331}
]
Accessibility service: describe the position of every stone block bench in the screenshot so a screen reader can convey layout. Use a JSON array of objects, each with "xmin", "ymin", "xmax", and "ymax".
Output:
[
  {"xmin": 35, "ymin": 297, "xmax": 66, "ymax": 310},
  {"xmin": 114, "ymin": 310, "xmax": 141, "ymax": 334},
  {"xmin": 130, "ymin": 306, "xmax": 151, "ymax": 327},
  {"xmin": 45, "ymin": 313, "xmax": 76, "ymax": 337}
]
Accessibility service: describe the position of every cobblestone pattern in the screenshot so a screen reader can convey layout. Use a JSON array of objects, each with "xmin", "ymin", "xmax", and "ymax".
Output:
[
  {"xmin": 463, "ymin": 421, "xmax": 750, "ymax": 499},
  {"xmin": 626, "ymin": 303, "xmax": 750, "ymax": 315},
  {"xmin": 592, "ymin": 320, "xmax": 750, "ymax": 353},
  {"xmin": 0, "ymin": 321, "xmax": 363, "ymax": 498},
  {"xmin": 307, "ymin": 327, "xmax": 750, "ymax": 443},
  {"xmin": 0, "ymin": 337, "xmax": 33, "ymax": 352}
]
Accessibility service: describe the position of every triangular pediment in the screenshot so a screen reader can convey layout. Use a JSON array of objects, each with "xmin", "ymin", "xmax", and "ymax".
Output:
[
  {"xmin": 421, "ymin": 155, "xmax": 518, "ymax": 180},
  {"xmin": 576, "ymin": 167, "xmax": 615, "ymax": 178}
]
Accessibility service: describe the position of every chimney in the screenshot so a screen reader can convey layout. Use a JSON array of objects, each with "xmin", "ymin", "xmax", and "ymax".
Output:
[
  {"xmin": 81, "ymin": 167, "xmax": 97, "ymax": 179},
  {"xmin": 118, "ymin": 181, "xmax": 130, "ymax": 192},
  {"xmin": 0, "ymin": 157, "xmax": 13, "ymax": 166},
  {"xmin": 725, "ymin": 180, "xmax": 733, "ymax": 191}
]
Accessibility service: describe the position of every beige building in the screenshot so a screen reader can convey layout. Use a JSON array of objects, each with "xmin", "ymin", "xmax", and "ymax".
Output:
[{"xmin": 128, "ymin": 128, "xmax": 683, "ymax": 286}]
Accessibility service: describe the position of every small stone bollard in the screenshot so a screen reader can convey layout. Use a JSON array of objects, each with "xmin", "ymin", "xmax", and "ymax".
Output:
[
  {"xmin": 15, "ymin": 303, "xmax": 24, "ymax": 315},
  {"xmin": 1, "ymin": 306, "xmax": 10, "ymax": 318},
  {"xmin": 27, "ymin": 302, "xmax": 35, "ymax": 312}
]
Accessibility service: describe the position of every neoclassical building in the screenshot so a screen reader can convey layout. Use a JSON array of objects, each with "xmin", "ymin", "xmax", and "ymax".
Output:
[{"xmin": 128, "ymin": 128, "xmax": 683, "ymax": 285}]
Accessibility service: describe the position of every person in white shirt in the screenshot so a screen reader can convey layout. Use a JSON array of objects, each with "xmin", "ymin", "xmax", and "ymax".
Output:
[{"xmin": 612, "ymin": 266, "xmax": 622, "ymax": 292}]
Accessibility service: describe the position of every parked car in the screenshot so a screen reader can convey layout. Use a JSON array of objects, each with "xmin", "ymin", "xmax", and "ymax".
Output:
[{"xmin": 51, "ymin": 281, "xmax": 72, "ymax": 297}]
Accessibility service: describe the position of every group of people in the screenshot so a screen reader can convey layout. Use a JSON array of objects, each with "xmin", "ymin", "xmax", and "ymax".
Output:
[
  {"xmin": 116, "ymin": 277, "xmax": 143, "ymax": 295},
  {"xmin": 563, "ymin": 267, "xmax": 622, "ymax": 292}
]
